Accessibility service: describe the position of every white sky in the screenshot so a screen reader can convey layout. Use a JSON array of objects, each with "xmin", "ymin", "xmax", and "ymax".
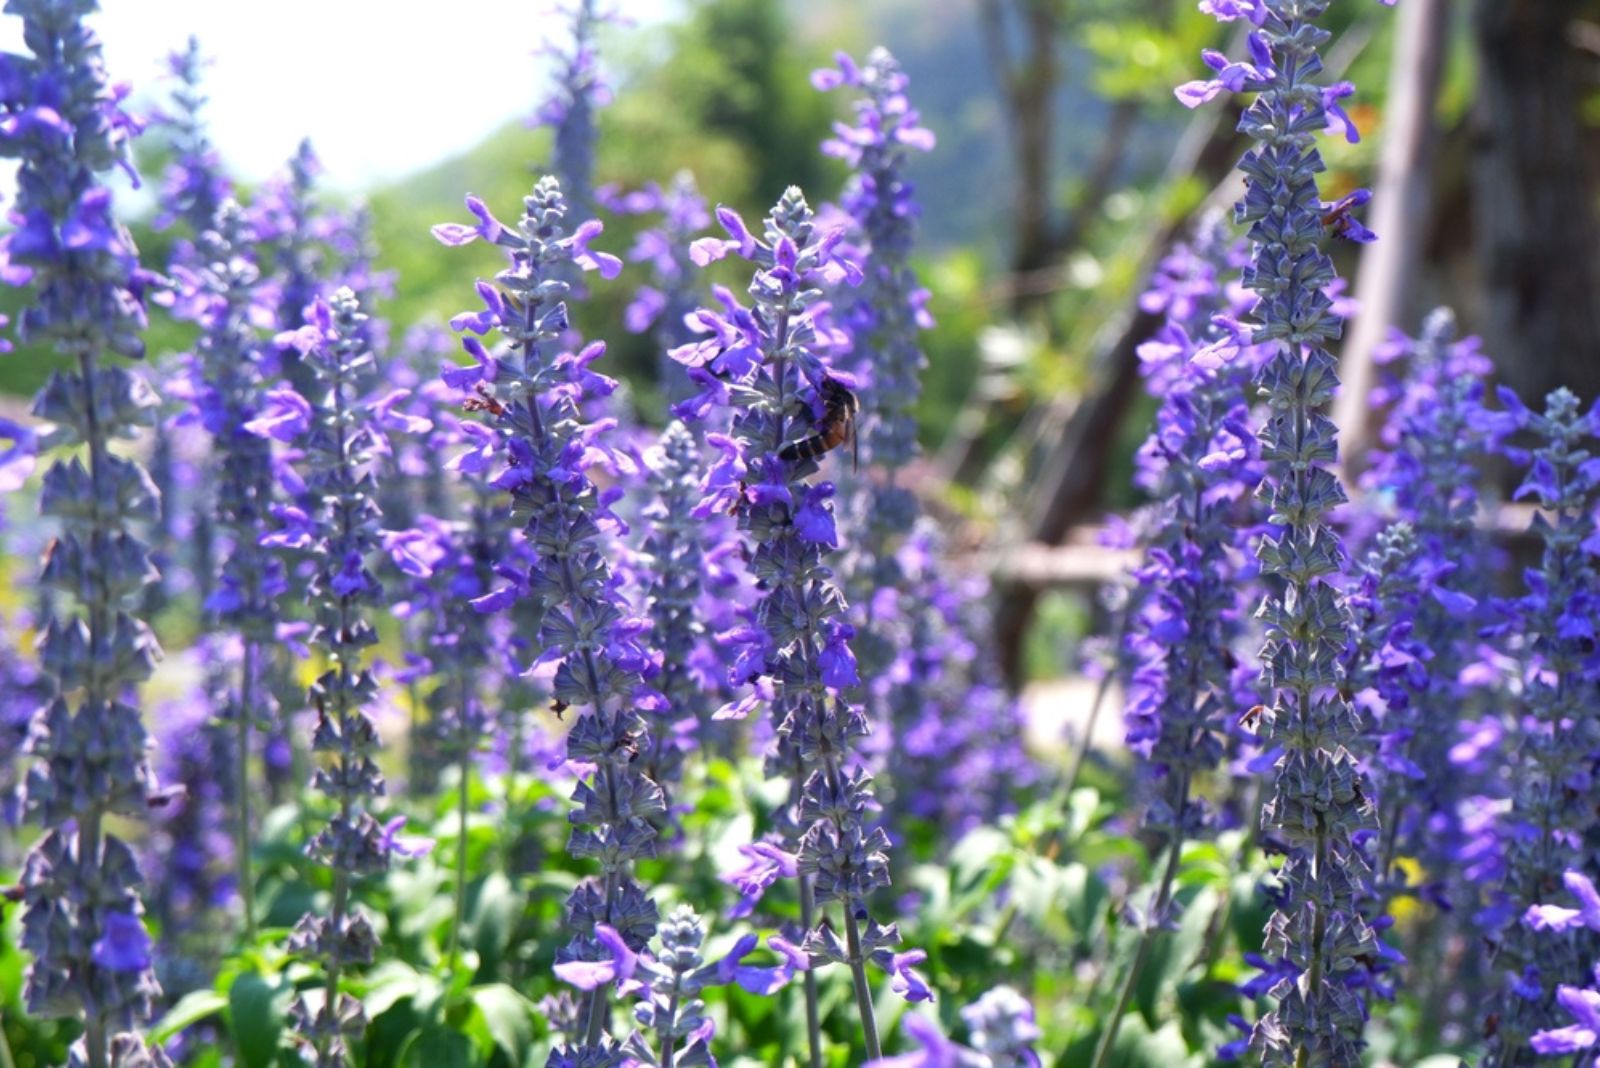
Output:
[{"xmin": 0, "ymin": 0, "xmax": 675, "ymax": 193}]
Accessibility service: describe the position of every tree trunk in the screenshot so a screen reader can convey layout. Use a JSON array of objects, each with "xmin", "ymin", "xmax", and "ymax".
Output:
[
  {"xmin": 1472, "ymin": 0, "xmax": 1600, "ymax": 408},
  {"xmin": 1336, "ymin": 0, "xmax": 1451, "ymax": 470}
]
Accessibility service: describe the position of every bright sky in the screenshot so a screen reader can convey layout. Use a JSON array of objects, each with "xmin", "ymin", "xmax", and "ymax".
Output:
[{"xmin": 0, "ymin": 0, "xmax": 674, "ymax": 193}]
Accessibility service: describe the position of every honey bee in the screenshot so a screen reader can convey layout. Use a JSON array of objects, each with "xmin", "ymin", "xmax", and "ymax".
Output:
[
  {"xmin": 1321, "ymin": 190, "xmax": 1374, "ymax": 243},
  {"xmin": 463, "ymin": 382, "xmax": 508, "ymax": 418},
  {"xmin": 779, "ymin": 375, "xmax": 859, "ymax": 469}
]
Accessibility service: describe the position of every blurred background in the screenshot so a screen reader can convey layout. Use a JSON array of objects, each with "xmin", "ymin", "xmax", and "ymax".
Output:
[{"xmin": 0, "ymin": 0, "xmax": 1585, "ymax": 708}]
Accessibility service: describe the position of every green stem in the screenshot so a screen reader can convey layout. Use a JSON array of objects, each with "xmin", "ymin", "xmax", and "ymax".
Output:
[
  {"xmin": 659, "ymin": 987, "xmax": 682, "ymax": 1068},
  {"xmin": 503, "ymin": 709, "xmax": 525, "ymax": 876},
  {"xmin": 1088, "ymin": 831, "xmax": 1186, "ymax": 1068},
  {"xmin": 798, "ymin": 875, "xmax": 824, "ymax": 1068},
  {"xmin": 1061, "ymin": 595, "xmax": 1132, "ymax": 800},
  {"xmin": 448, "ymin": 732, "xmax": 470, "ymax": 971},
  {"xmin": 0, "ymin": 1010, "xmax": 17, "ymax": 1068},
  {"xmin": 237, "ymin": 640, "xmax": 258, "ymax": 939},
  {"xmin": 78, "ymin": 347, "xmax": 110, "ymax": 1068},
  {"xmin": 844, "ymin": 908, "xmax": 883, "ymax": 1061}
]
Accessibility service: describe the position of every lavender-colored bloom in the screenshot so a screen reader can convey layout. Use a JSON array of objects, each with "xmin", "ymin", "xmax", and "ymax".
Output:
[
  {"xmin": 167, "ymin": 200, "xmax": 286, "ymax": 936},
  {"xmin": 1478, "ymin": 387, "xmax": 1600, "ymax": 1062},
  {"xmin": 254, "ymin": 139, "xmax": 332, "ymax": 393},
  {"xmin": 1342, "ymin": 522, "xmax": 1451, "ymax": 1004},
  {"xmin": 1181, "ymin": 2, "xmax": 1385, "ymax": 1060},
  {"xmin": 1095, "ymin": 216, "xmax": 1263, "ymax": 1061},
  {"xmin": 1352, "ymin": 313, "xmax": 1499, "ymax": 1011},
  {"xmin": 620, "ymin": 905, "xmax": 759, "ymax": 1067},
  {"xmin": 435, "ymin": 177, "xmax": 660, "ymax": 1062},
  {"xmin": 811, "ymin": 49, "xmax": 1027, "ymax": 837},
  {"xmin": 672, "ymin": 187, "xmax": 919, "ymax": 1061},
  {"xmin": 144, "ymin": 36, "xmax": 231, "ymax": 613},
  {"xmin": 142, "ymin": 664, "xmax": 234, "ymax": 984},
  {"xmin": 600, "ymin": 174, "xmax": 710, "ymax": 395},
  {"xmin": 961, "ymin": 986, "xmax": 1042, "ymax": 1068},
  {"xmin": 2, "ymin": 1, "xmax": 171, "ymax": 1064},
  {"xmin": 636, "ymin": 421, "xmax": 724, "ymax": 797},
  {"xmin": 265, "ymin": 290, "xmax": 398, "ymax": 1067},
  {"xmin": 153, "ymin": 36, "xmax": 229, "ymax": 237},
  {"xmin": 865, "ymin": 987, "xmax": 1040, "ymax": 1068},
  {"xmin": 1123, "ymin": 218, "xmax": 1260, "ymax": 847},
  {"xmin": 1529, "ymin": 984, "xmax": 1600, "ymax": 1056},
  {"xmin": 1522, "ymin": 874, "xmax": 1600, "ymax": 1054},
  {"xmin": 532, "ymin": 0, "xmax": 614, "ymax": 227}
]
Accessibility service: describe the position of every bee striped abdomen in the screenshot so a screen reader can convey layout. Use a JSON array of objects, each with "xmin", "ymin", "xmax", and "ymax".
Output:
[{"xmin": 779, "ymin": 376, "xmax": 858, "ymax": 465}]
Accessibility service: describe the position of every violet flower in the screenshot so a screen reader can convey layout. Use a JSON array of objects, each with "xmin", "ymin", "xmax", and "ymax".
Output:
[
  {"xmin": 166, "ymin": 200, "xmax": 284, "ymax": 938},
  {"xmin": 1355, "ymin": 311, "xmax": 1494, "ymax": 915},
  {"xmin": 600, "ymin": 173, "xmax": 710, "ymax": 395},
  {"xmin": 1179, "ymin": 2, "xmax": 1386, "ymax": 1061},
  {"xmin": 672, "ymin": 187, "xmax": 921, "ymax": 1063},
  {"xmin": 1478, "ymin": 387, "xmax": 1600, "ymax": 1062},
  {"xmin": 620, "ymin": 904, "xmax": 758, "ymax": 1067},
  {"xmin": 153, "ymin": 36, "xmax": 229, "ymax": 238},
  {"xmin": 435, "ymin": 177, "xmax": 665, "ymax": 1062},
  {"xmin": 637, "ymin": 421, "xmax": 723, "ymax": 799},
  {"xmin": 532, "ymin": 0, "xmax": 614, "ymax": 227},
  {"xmin": 2, "ymin": 1, "xmax": 172, "ymax": 1064},
  {"xmin": 1093, "ymin": 217, "xmax": 1263, "ymax": 1064},
  {"xmin": 266, "ymin": 290, "xmax": 400, "ymax": 1066},
  {"xmin": 254, "ymin": 139, "xmax": 332, "ymax": 393},
  {"xmin": 1518, "ymin": 872, "xmax": 1600, "ymax": 1056},
  {"xmin": 144, "ymin": 35, "xmax": 231, "ymax": 614}
]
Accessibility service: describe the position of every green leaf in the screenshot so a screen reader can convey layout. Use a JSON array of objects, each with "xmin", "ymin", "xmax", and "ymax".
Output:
[
  {"xmin": 363, "ymin": 961, "xmax": 426, "ymax": 1020},
  {"xmin": 398, "ymin": 1022, "xmax": 478, "ymax": 1068},
  {"xmin": 468, "ymin": 983, "xmax": 535, "ymax": 1061},
  {"xmin": 227, "ymin": 969, "xmax": 293, "ymax": 1068},
  {"xmin": 467, "ymin": 872, "xmax": 518, "ymax": 975},
  {"xmin": 150, "ymin": 989, "xmax": 229, "ymax": 1044}
]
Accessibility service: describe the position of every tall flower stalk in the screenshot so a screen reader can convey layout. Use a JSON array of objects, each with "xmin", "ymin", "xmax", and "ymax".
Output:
[
  {"xmin": 1092, "ymin": 219, "xmax": 1262, "ymax": 1066},
  {"xmin": 1179, "ymin": 1, "xmax": 1386, "ymax": 1061},
  {"xmin": 434, "ymin": 178, "xmax": 668, "ymax": 1061},
  {"xmin": 637, "ymin": 421, "xmax": 718, "ymax": 797},
  {"xmin": 145, "ymin": 35, "xmax": 230, "ymax": 613},
  {"xmin": 266, "ymin": 290, "xmax": 400, "ymax": 1066},
  {"xmin": 533, "ymin": 0, "xmax": 611, "ymax": 227},
  {"xmin": 172, "ymin": 201, "xmax": 280, "ymax": 938},
  {"xmin": 257, "ymin": 139, "xmax": 330, "ymax": 394},
  {"xmin": 602, "ymin": 173, "xmax": 710, "ymax": 395},
  {"xmin": 2, "ymin": 1, "xmax": 169, "ymax": 1065},
  {"xmin": 1479, "ymin": 387, "xmax": 1600, "ymax": 1064},
  {"xmin": 674, "ymin": 188, "xmax": 928, "ymax": 1064}
]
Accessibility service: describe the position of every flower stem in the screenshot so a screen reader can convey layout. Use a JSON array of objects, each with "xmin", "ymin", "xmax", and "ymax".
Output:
[
  {"xmin": 798, "ymin": 875, "xmax": 824, "ymax": 1068},
  {"xmin": 659, "ymin": 987, "xmax": 682, "ymax": 1068},
  {"xmin": 1088, "ymin": 827, "xmax": 1186, "ymax": 1068},
  {"xmin": 0, "ymin": 1011, "xmax": 17, "ymax": 1068},
  {"xmin": 844, "ymin": 908, "xmax": 882, "ymax": 1061},
  {"xmin": 448, "ymin": 718, "xmax": 470, "ymax": 971},
  {"xmin": 237, "ymin": 640, "xmax": 258, "ymax": 939},
  {"xmin": 1062, "ymin": 597, "xmax": 1130, "ymax": 799}
]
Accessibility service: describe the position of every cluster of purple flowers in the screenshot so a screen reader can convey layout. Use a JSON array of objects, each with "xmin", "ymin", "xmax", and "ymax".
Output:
[
  {"xmin": 264, "ymin": 289, "xmax": 404, "ymax": 1065},
  {"xmin": 533, "ymin": 0, "xmax": 614, "ymax": 228},
  {"xmin": 1478, "ymin": 387, "xmax": 1600, "ymax": 1062},
  {"xmin": 1180, "ymin": 0, "xmax": 1384, "ymax": 1061},
  {"xmin": 2, "ymin": 2, "xmax": 171, "ymax": 1067},
  {"xmin": 436, "ymin": 177, "xmax": 675, "ymax": 1062},
  {"xmin": 670, "ymin": 183, "xmax": 942, "ymax": 1062},
  {"xmin": 811, "ymin": 47, "xmax": 1028, "ymax": 840}
]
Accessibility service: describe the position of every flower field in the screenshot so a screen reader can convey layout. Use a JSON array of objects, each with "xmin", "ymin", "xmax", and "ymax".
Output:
[{"xmin": 2, "ymin": 0, "xmax": 1598, "ymax": 1066}]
